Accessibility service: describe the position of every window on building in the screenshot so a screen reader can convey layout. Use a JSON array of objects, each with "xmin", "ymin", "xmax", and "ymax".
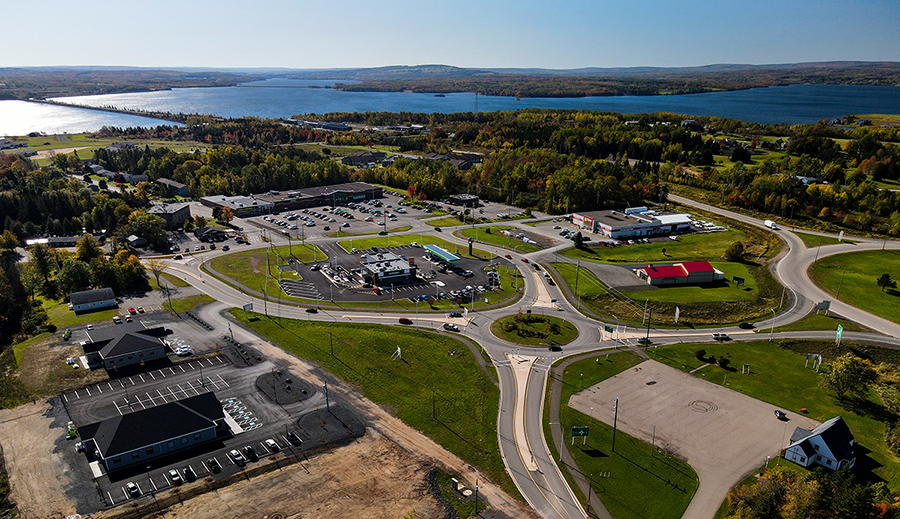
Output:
[
  {"xmin": 113, "ymin": 457, "xmax": 121, "ymax": 463},
  {"xmin": 132, "ymin": 452, "xmax": 140, "ymax": 459},
  {"xmin": 168, "ymin": 441, "xmax": 175, "ymax": 448},
  {"xmin": 146, "ymin": 448, "xmax": 153, "ymax": 455},
  {"xmin": 814, "ymin": 445, "xmax": 819, "ymax": 451},
  {"xmin": 799, "ymin": 457, "xmax": 806, "ymax": 463},
  {"xmin": 194, "ymin": 433, "xmax": 201, "ymax": 440},
  {"xmin": 826, "ymin": 459, "xmax": 832, "ymax": 465},
  {"xmin": 181, "ymin": 437, "xmax": 188, "ymax": 444}
]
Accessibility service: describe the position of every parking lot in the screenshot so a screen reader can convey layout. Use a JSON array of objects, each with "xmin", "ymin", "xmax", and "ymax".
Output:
[
  {"xmin": 58, "ymin": 336, "xmax": 365, "ymax": 511},
  {"xmin": 569, "ymin": 360, "xmax": 820, "ymax": 519}
]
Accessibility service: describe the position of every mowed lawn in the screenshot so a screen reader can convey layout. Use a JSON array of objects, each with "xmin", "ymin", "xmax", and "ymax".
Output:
[
  {"xmin": 552, "ymin": 262, "xmax": 606, "ymax": 298},
  {"xmin": 794, "ymin": 231, "xmax": 852, "ymax": 248},
  {"xmin": 649, "ymin": 340, "xmax": 900, "ymax": 486},
  {"xmin": 549, "ymin": 352, "xmax": 698, "ymax": 519},
  {"xmin": 459, "ymin": 226, "xmax": 541, "ymax": 253},
  {"xmin": 810, "ymin": 250, "xmax": 900, "ymax": 325},
  {"xmin": 207, "ymin": 244, "xmax": 326, "ymax": 297},
  {"xmin": 560, "ymin": 229, "xmax": 747, "ymax": 264},
  {"xmin": 229, "ymin": 312, "xmax": 514, "ymax": 497}
]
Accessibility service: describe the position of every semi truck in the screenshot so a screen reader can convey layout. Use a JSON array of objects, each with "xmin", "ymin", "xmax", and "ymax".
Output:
[{"xmin": 764, "ymin": 220, "xmax": 779, "ymax": 230}]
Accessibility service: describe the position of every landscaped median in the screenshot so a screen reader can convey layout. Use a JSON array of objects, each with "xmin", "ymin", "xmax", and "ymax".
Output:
[
  {"xmin": 810, "ymin": 249, "xmax": 900, "ymax": 325},
  {"xmin": 489, "ymin": 313, "xmax": 578, "ymax": 347},
  {"xmin": 458, "ymin": 226, "xmax": 542, "ymax": 253},
  {"xmin": 228, "ymin": 311, "xmax": 520, "ymax": 500}
]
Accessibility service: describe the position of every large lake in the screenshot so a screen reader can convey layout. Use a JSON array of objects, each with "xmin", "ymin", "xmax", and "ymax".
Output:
[{"xmin": 2, "ymin": 79, "xmax": 900, "ymax": 136}]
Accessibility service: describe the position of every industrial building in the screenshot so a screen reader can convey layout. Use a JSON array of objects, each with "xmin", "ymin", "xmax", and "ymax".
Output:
[
  {"xmin": 572, "ymin": 207, "xmax": 693, "ymax": 238},
  {"xmin": 78, "ymin": 392, "xmax": 227, "ymax": 471}
]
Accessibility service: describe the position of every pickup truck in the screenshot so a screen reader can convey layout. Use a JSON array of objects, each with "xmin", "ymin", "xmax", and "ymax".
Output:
[{"xmin": 712, "ymin": 333, "xmax": 732, "ymax": 341}]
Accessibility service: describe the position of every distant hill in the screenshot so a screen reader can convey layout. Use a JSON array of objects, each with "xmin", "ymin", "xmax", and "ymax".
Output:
[{"xmin": 1, "ymin": 62, "xmax": 898, "ymax": 101}]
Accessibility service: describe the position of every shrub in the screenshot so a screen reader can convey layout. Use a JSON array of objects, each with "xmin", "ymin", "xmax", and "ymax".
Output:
[
  {"xmin": 695, "ymin": 349, "xmax": 707, "ymax": 361},
  {"xmin": 718, "ymin": 357, "xmax": 731, "ymax": 369}
]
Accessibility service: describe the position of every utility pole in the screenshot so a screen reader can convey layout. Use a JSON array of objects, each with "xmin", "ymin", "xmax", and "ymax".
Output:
[
  {"xmin": 836, "ymin": 270, "xmax": 846, "ymax": 299},
  {"xmin": 612, "ymin": 397, "xmax": 619, "ymax": 451}
]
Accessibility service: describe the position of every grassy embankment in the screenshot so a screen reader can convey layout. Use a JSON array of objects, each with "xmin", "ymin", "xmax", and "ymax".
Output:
[
  {"xmin": 547, "ymin": 352, "xmax": 698, "ymax": 519},
  {"xmin": 228, "ymin": 312, "xmax": 518, "ymax": 500}
]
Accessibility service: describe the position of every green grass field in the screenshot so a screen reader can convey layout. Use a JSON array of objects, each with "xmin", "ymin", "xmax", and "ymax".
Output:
[
  {"xmin": 553, "ymin": 262, "xmax": 607, "ymax": 298},
  {"xmin": 489, "ymin": 314, "xmax": 578, "ymax": 346},
  {"xmin": 794, "ymin": 231, "xmax": 853, "ymax": 248},
  {"xmin": 229, "ymin": 312, "xmax": 516, "ymax": 498},
  {"xmin": 560, "ymin": 229, "xmax": 746, "ymax": 264},
  {"xmin": 548, "ymin": 352, "xmax": 698, "ymax": 519},
  {"xmin": 649, "ymin": 340, "xmax": 900, "ymax": 486},
  {"xmin": 207, "ymin": 244, "xmax": 326, "ymax": 297},
  {"xmin": 165, "ymin": 295, "xmax": 215, "ymax": 315},
  {"xmin": 40, "ymin": 297, "xmax": 120, "ymax": 330},
  {"xmin": 459, "ymin": 226, "xmax": 541, "ymax": 253},
  {"xmin": 773, "ymin": 312, "xmax": 866, "ymax": 333},
  {"xmin": 809, "ymin": 250, "xmax": 900, "ymax": 325},
  {"xmin": 329, "ymin": 225, "xmax": 411, "ymax": 238},
  {"xmin": 337, "ymin": 233, "xmax": 490, "ymax": 259},
  {"xmin": 427, "ymin": 216, "xmax": 467, "ymax": 227}
]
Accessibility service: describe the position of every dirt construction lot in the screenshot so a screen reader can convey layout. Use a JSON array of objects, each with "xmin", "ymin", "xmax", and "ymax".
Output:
[
  {"xmin": 0, "ymin": 400, "xmax": 438, "ymax": 519},
  {"xmin": 569, "ymin": 359, "xmax": 820, "ymax": 519}
]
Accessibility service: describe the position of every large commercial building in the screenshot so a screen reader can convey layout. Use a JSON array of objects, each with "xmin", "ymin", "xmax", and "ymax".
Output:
[
  {"xmin": 572, "ymin": 207, "xmax": 693, "ymax": 238},
  {"xmin": 201, "ymin": 183, "xmax": 382, "ymax": 216},
  {"xmin": 79, "ymin": 392, "xmax": 227, "ymax": 471},
  {"xmin": 358, "ymin": 251, "xmax": 418, "ymax": 287},
  {"xmin": 148, "ymin": 202, "xmax": 191, "ymax": 229}
]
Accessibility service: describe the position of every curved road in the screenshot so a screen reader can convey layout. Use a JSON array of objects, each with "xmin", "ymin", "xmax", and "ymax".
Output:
[{"xmin": 161, "ymin": 196, "xmax": 898, "ymax": 519}]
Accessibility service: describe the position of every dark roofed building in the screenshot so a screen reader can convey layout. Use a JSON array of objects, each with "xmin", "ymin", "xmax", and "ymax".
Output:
[
  {"xmin": 148, "ymin": 202, "xmax": 191, "ymax": 229},
  {"xmin": 69, "ymin": 287, "xmax": 117, "ymax": 313},
  {"xmin": 81, "ymin": 326, "xmax": 167, "ymax": 369},
  {"xmin": 341, "ymin": 151, "xmax": 387, "ymax": 166},
  {"xmin": 784, "ymin": 416, "xmax": 856, "ymax": 471},
  {"xmin": 79, "ymin": 392, "xmax": 226, "ymax": 471},
  {"xmin": 448, "ymin": 193, "xmax": 480, "ymax": 207},
  {"xmin": 156, "ymin": 177, "xmax": 190, "ymax": 197},
  {"xmin": 195, "ymin": 226, "xmax": 227, "ymax": 242}
]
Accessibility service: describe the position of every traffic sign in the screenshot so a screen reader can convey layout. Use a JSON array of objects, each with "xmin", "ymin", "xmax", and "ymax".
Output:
[
  {"xmin": 572, "ymin": 426, "xmax": 589, "ymax": 437},
  {"xmin": 604, "ymin": 325, "xmax": 614, "ymax": 333},
  {"xmin": 836, "ymin": 325, "xmax": 843, "ymax": 339}
]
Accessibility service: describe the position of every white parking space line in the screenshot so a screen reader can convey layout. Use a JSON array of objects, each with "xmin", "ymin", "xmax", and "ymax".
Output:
[
  {"xmin": 108, "ymin": 491, "xmax": 114, "ymax": 504},
  {"xmin": 63, "ymin": 393, "xmax": 68, "ymax": 402},
  {"xmin": 207, "ymin": 358, "xmax": 215, "ymax": 366},
  {"xmin": 169, "ymin": 367, "xmax": 176, "ymax": 375},
  {"xmin": 137, "ymin": 398, "xmax": 146, "ymax": 410},
  {"xmin": 85, "ymin": 387, "xmax": 91, "ymax": 396},
  {"xmin": 189, "ymin": 362, "xmax": 195, "ymax": 371},
  {"xmin": 179, "ymin": 365, "xmax": 185, "ymax": 372},
  {"xmin": 108, "ymin": 382, "xmax": 114, "ymax": 391},
  {"xmin": 96, "ymin": 384, "xmax": 102, "ymax": 393},
  {"xmin": 157, "ymin": 389, "xmax": 166, "ymax": 403},
  {"xmin": 159, "ymin": 370, "xmax": 166, "ymax": 378},
  {"xmin": 129, "ymin": 377, "xmax": 134, "ymax": 385},
  {"xmin": 150, "ymin": 477, "xmax": 157, "ymax": 491},
  {"xmin": 139, "ymin": 374, "xmax": 145, "ymax": 382},
  {"xmin": 73, "ymin": 390, "xmax": 79, "ymax": 399},
  {"xmin": 149, "ymin": 372, "xmax": 155, "ymax": 380}
]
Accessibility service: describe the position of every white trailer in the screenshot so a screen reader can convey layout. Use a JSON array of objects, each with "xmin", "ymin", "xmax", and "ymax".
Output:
[{"xmin": 764, "ymin": 220, "xmax": 779, "ymax": 230}]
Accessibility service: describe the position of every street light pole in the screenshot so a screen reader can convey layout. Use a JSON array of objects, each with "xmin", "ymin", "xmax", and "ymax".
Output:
[{"xmin": 769, "ymin": 308, "xmax": 776, "ymax": 342}]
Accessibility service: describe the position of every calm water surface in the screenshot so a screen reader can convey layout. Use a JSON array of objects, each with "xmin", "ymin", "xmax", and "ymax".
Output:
[{"xmin": 2, "ymin": 79, "xmax": 899, "ymax": 136}]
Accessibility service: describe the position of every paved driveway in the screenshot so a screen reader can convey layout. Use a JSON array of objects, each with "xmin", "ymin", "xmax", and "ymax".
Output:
[{"xmin": 568, "ymin": 359, "xmax": 819, "ymax": 519}]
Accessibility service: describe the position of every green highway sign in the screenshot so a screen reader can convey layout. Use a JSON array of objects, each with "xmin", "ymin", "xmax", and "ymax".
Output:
[
  {"xmin": 836, "ymin": 325, "xmax": 843, "ymax": 339},
  {"xmin": 604, "ymin": 325, "xmax": 614, "ymax": 333},
  {"xmin": 572, "ymin": 426, "xmax": 589, "ymax": 437}
]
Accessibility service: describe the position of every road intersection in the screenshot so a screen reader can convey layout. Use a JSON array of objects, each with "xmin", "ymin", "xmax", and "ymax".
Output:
[{"xmin": 159, "ymin": 196, "xmax": 899, "ymax": 519}]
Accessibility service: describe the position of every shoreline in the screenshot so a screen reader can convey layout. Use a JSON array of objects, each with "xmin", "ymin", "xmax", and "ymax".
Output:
[{"xmin": 27, "ymin": 98, "xmax": 192, "ymax": 125}]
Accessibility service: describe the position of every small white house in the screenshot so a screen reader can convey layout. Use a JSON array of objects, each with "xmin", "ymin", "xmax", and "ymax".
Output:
[
  {"xmin": 784, "ymin": 416, "xmax": 856, "ymax": 471},
  {"xmin": 69, "ymin": 287, "xmax": 117, "ymax": 313}
]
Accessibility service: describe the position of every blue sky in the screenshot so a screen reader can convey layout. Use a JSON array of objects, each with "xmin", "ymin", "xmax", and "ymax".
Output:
[{"xmin": 4, "ymin": 0, "xmax": 899, "ymax": 69}]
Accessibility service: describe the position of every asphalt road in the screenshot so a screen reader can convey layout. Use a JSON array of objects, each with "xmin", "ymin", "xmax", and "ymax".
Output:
[{"xmin": 158, "ymin": 195, "xmax": 900, "ymax": 519}]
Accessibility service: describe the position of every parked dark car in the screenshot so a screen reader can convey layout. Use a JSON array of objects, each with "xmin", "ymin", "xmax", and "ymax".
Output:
[
  {"xmin": 242, "ymin": 445, "xmax": 258, "ymax": 461},
  {"xmin": 774, "ymin": 409, "xmax": 787, "ymax": 420}
]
